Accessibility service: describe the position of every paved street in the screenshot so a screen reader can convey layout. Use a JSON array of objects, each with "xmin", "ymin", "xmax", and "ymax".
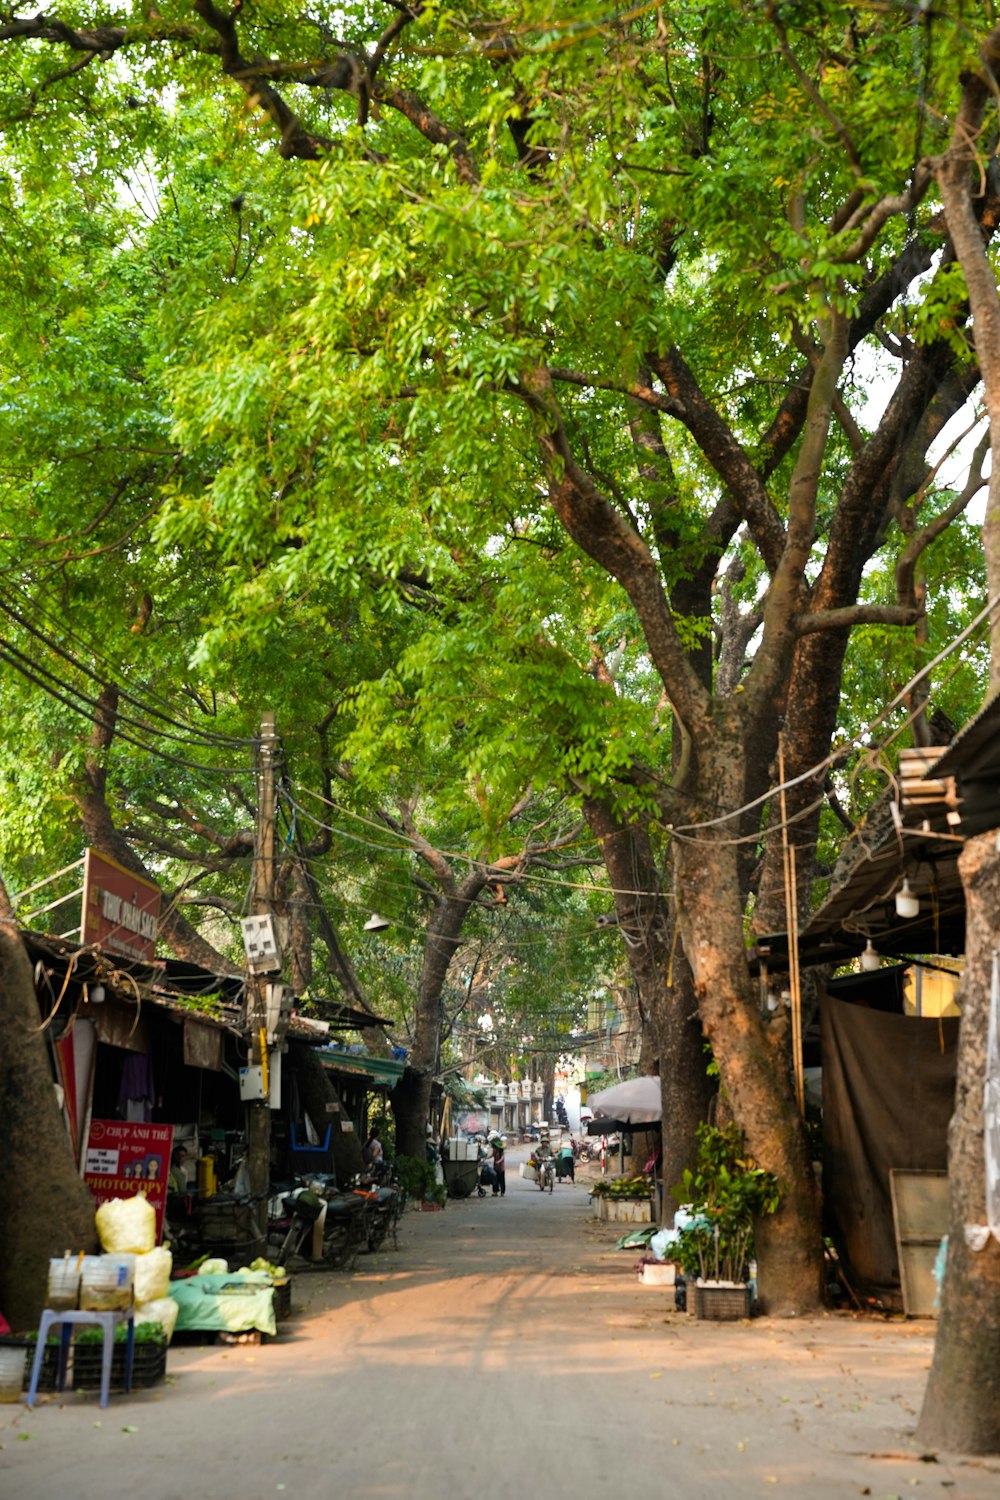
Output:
[{"xmin": 3, "ymin": 1147, "xmax": 998, "ymax": 1499}]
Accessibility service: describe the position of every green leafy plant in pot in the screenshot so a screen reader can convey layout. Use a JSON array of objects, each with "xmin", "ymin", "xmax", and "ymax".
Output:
[
  {"xmin": 393, "ymin": 1154, "xmax": 445, "ymax": 1205},
  {"xmin": 672, "ymin": 1122, "xmax": 781, "ymax": 1286},
  {"xmin": 590, "ymin": 1173, "xmax": 652, "ymax": 1200}
]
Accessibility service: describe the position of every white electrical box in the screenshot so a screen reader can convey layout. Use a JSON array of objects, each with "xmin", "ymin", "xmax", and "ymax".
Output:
[
  {"xmin": 240, "ymin": 914, "xmax": 282, "ymax": 974},
  {"xmin": 239, "ymin": 1065, "xmax": 267, "ymax": 1101}
]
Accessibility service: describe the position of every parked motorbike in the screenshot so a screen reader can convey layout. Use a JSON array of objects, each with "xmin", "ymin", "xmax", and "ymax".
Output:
[{"xmin": 267, "ymin": 1176, "xmax": 370, "ymax": 1270}]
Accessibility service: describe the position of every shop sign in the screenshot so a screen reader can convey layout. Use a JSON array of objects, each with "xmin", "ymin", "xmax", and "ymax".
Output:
[
  {"xmin": 83, "ymin": 1120, "xmax": 174, "ymax": 1241},
  {"xmin": 82, "ymin": 848, "xmax": 161, "ymax": 964}
]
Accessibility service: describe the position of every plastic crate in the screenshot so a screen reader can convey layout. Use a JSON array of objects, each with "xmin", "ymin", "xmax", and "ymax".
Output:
[
  {"xmin": 0, "ymin": 1337, "xmax": 58, "ymax": 1393},
  {"xmin": 72, "ymin": 1340, "xmax": 166, "ymax": 1391},
  {"xmin": 272, "ymin": 1279, "xmax": 292, "ymax": 1320},
  {"xmin": 693, "ymin": 1283, "xmax": 751, "ymax": 1321}
]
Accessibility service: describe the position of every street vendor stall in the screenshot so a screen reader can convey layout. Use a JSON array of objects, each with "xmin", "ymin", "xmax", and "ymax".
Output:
[{"xmin": 169, "ymin": 1271, "xmax": 277, "ymax": 1339}]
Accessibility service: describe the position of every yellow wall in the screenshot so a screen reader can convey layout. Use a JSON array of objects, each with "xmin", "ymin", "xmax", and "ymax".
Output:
[{"xmin": 902, "ymin": 961, "xmax": 962, "ymax": 1018}]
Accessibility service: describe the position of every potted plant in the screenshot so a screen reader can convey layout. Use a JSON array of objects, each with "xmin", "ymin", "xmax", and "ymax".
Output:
[
  {"xmin": 590, "ymin": 1172, "xmax": 654, "ymax": 1221},
  {"xmin": 393, "ymin": 1155, "xmax": 446, "ymax": 1210},
  {"xmin": 672, "ymin": 1122, "xmax": 781, "ymax": 1319}
]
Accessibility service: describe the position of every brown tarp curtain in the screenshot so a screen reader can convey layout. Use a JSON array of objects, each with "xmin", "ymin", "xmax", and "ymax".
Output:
[{"xmin": 820, "ymin": 989, "xmax": 958, "ymax": 1308}]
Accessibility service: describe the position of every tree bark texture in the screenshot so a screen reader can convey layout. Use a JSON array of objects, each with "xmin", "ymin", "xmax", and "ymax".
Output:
[
  {"xmin": 916, "ymin": 833, "xmax": 1000, "ymax": 1454},
  {"xmin": 0, "ymin": 916, "xmax": 98, "ymax": 1330}
]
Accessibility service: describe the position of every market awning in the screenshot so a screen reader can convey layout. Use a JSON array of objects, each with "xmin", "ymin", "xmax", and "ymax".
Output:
[
  {"xmin": 589, "ymin": 1075, "xmax": 661, "ymax": 1123},
  {"xmin": 317, "ymin": 1048, "xmax": 407, "ymax": 1087}
]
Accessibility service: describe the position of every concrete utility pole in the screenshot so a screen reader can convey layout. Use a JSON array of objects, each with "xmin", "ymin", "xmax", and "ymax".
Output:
[{"xmin": 246, "ymin": 711, "xmax": 277, "ymax": 1256}]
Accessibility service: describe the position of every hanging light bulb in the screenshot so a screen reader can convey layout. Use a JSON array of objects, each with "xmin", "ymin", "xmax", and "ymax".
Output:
[
  {"xmin": 895, "ymin": 878, "xmax": 920, "ymax": 919},
  {"xmin": 860, "ymin": 939, "xmax": 881, "ymax": 971}
]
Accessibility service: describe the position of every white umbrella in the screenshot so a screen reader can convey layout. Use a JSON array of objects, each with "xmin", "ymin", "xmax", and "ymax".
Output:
[{"xmin": 588, "ymin": 1075, "xmax": 662, "ymax": 1124}]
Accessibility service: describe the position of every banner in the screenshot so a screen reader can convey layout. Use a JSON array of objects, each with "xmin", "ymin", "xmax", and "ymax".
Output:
[
  {"xmin": 82, "ymin": 848, "xmax": 161, "ymax": 964},
  {"xmin": 54, "ymin": 1019, "xmax": 97, "ymax": 1167},
  {"xmin": 84, "ymin": 1119, "xmax": 174, "ymax": 1242}
]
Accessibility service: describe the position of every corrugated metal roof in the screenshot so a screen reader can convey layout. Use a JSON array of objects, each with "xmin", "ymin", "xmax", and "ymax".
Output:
[
  {"xmin": 318, "ymin": 1048, "xmax": 406, "ymax": 1083},
  {"xmin": 931, "ymin": 688, "xmax": 1000, "ymax": 780}
]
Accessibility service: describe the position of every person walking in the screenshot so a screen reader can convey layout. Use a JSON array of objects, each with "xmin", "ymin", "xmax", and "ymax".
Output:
[
  {"xmin": 491, "ymin": 1138, "xmax": 506, "ymax": 1197},
  {"xmin": 558, "ymin": 1136, "xmax": 575, "ymax": 1182}
]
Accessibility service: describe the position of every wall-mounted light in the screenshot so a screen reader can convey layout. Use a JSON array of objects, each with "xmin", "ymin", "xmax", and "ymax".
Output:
[
  {"xmin": 860, "ymin": 940, "xmax": 881, "ymax": 972},
  {"xmin": 363, "ymin": 912, "xmax": 390, "ymax": 932},
  {"xmin": 895, "ymin": 878, "xmax": 920, "ymax": 919}
]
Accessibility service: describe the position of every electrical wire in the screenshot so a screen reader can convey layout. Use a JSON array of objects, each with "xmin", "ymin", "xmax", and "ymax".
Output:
[
  {"xmin": 0, "ymin": 592, "xmax": 256, "ymax": 748},
  {"xmin": 288, "ymin": 780, "xmax": 839, "ymax": 895},
  {"xmin": 0, "ymin": 637, "xmax": 255, "ymax": 777},
  {"xmin": 665, "ymin": 591, "xmax": 1000, "ymax": 837},
  {"xmin": 0, "ymin": 629, "xmax": 249, "ymax": 761}
]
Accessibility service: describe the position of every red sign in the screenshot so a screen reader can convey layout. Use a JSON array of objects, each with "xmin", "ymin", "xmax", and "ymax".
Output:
[
  {"xmin": 84, "ymin": 1120, "xmax": 174, "ymax": 1243},
  {"xmin": 82, "ymin": 848, "xmax": 161, "ymax": 963}
]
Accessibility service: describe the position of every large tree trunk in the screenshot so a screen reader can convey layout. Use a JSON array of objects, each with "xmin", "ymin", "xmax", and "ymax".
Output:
[
  {"xmin": 677, "ymin": 730, "xmax": 823, "ymax": 1316},
  {"xmin": 582, "ymin": 795, "xmax": 711, "ymax": 1220},
  {"xmin": 915, "ymin": 32, "xmax": 1000, "ymax": 1454},
  {"xmin": 0, "ymin": 904, "xmax": 98, "ymax": 1331},
  {"xmin": 932, "ymin": 27, "xmax": 1000, "ymax": 687},
  {"xmin": 393, "ymin": 871, "xmax": 488, "ymax": 1158},
  {"xmin": 391, "ymin": 1066, "xmax": 435, "ymax": 1163},
  {"xmin": 916, "ymin": 833, "xmax": 1000, "ymax": 1453}
]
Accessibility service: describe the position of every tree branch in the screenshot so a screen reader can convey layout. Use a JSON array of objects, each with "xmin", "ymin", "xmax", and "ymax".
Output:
[{"xmin": 795, "ymin": 603, "xmax": 921, "ymax": 635}]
